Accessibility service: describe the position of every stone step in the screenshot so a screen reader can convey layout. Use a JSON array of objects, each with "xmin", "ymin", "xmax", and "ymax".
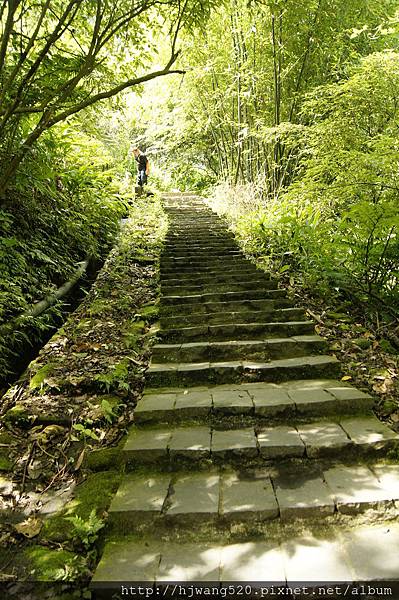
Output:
[
  {"xmin": 159, "ymin": 298, "xmax": 292, "ymax": 317},
  {"xmin": 124, "ymin": 416, "xmax": 398, "ymax": 469},
  {"xmin": 164, "ymin": 235, "xmax": 235, "ymax": 244},
  {"xmin": 161, "ymin": 255, "xmax": 244, "ymax": 263},
  {"xmin": 146, "ymin": 355, "xmax": 341, "ymax": 387},
  {"xmin": 160, "ymin": 257, "xmax": 253, "ymax": 269},
  {"xmin": 161, "ymin": 274, "xmax": 277, "ymax": 295},
  {"xmin": 134, "ymin": 380, "xmax": 373, "ymax": 424},
  {"xmin": 161, "ymin": 289, "xmax": 287, "ymax": 305},
  {"xmin": 165, "ymin": 223, "xmax": 231, "ymax": 230},
  {"xmin": 92, "ymin": 521, "xmax": 399, "ymax": 589},
  {"xmin": 151, "ymin": 335, "xmax": 327, "ymax": 363},
  {"xmin": 165, "ymin": 227, "xmax": 228, "ymax": 234},
  {"xmin": 161, "ymin": 265, "xmax": 261, "ymax": 277},
  {"xmin": 161, "ymin": 250, "xmax": 243, "ymax": 259},
  {"xmin": 161, "ymin": 286, "xmax": 279, "ymax": 299},
  {"xmin": 159, "ymin": 308, "xmax": 307, "ymax": 328},
  {"xmin": 161, "ymin": 273, "xmax": 275, "ymax": 288},
  {"xmin": 107, "ymin": 462, "xmax": 399, "ymax": 532},
  {"xmin": 162, "ymin": 239, "xmax": 240, "ymax": 248},
  {"xmin": 160, "ymin": 320, "xmax": 316, "ymax": 342},
  {"xmin": 164, "ymin": 220, "xmax": 229, "ymax": 226}
]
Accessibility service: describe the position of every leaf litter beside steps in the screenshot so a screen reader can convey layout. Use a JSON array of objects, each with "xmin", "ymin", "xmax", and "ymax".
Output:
[{"xmin": 0, "ymin": 196, "xmax": 167, "ymax": 593}]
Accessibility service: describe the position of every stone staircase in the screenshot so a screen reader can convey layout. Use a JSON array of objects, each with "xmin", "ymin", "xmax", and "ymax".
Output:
[{"xmin": 92, "ymin": 193, "xmax": 399, "ymax": 594}]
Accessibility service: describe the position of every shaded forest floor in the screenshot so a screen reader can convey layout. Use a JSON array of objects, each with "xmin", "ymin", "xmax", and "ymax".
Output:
[
  {"xmin": 285, "ymin": 285, "xmax": 399, "ymax": 436},
  {"xmin": 0, "ymin": 196, "xmax": 167, "ymax": 597}
]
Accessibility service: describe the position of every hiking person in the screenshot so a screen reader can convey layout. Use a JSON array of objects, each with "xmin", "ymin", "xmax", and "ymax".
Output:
[{"xmin": 132, "ymin": 147, "xmax": 149, "ymax": 189}]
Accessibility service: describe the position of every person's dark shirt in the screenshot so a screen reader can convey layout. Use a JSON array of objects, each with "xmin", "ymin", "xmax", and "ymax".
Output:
[{"xmin": 135, "ymin": 153, "xmax": 147, "ymax": 171}]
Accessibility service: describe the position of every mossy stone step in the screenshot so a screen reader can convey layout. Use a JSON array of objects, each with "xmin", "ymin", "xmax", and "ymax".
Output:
[
  {"xmin": 123, "ymin": 416, "xmax": 398, "ymax": 469},
  {"xmin": 160, "ymin": 265, "xmax": 261, "ymax": 277},
  {"xmin": 161, "ymin": 271, "xmax": 276, "ymax": 289},
  {"xmin": 107, "ymin": 462, "xmax": 399, "ymax": 532},
  {"xmin": 163, "ymin": 240, "xmax": 238, "ymax": 247},
  {"xmin": 151, "ymin": 335, "xmax": 327, "ymax": 363},
  {"xmin": 92, "ymin": 523, "xmax": 399, "ymax": 589},
  {"xmin": 146, "ymin": 354, "xmax": 340, "ymax": 388},
  {"xmin": 162, "ymin": 250, "xmax": 243, "ymax": 259},
  {"xmin": 160, "ymin": 320, "xmax": 316, "ymax": 342},
  {"xmin": 160, "ymin": 259, "xmax": 254, "ymax": 271},
  {"xmin": 159, "ymin": 307, "xmax": 307, "ymax": 328},
  {"xmin": 165, "ymin": 228, "xmax": 229, "ymax": 235},
  {"xmin": 160, "ymin": 298, "xmax": 292, "ymax": 316},
  {"xmin": 161, "ymin": 275, "xmax": 275, "ymax": 290},
  {"xmin": 165, "ymin": 235, "xmax": 235, "ymax": 244},
  {"xmin": 161, "ymin": 289, "xmax": 286, "ymax": 305},
  {"xmin": 134, "ymin": 380, "xmax": 373, "ymax": 424}
]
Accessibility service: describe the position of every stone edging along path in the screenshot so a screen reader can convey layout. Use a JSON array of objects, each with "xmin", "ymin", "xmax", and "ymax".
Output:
[{"xmin": 92, "ymin": 193, "xmax": 399, "ymax": 596}]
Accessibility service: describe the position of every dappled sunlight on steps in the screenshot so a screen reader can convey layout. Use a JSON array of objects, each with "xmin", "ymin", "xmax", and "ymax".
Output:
[{"xmin": 91, "ymin": 193, "xmax": 399, "ymax": 592}]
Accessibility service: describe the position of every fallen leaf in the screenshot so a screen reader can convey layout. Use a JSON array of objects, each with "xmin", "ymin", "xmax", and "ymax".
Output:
[
  {"xmin": 15, "ymin": 517, "xmax": 42, "ymax": 538},
  {"xmin": 341, "ymin": 375, "xmax": 352, "ymax": 381},
  {"xmin": 373, "ymin": 382, "xmax": 387, "ymax": 394},
  {"xmin": 74, "ymin": 448, "xmax": 85, "ymax": 471}
]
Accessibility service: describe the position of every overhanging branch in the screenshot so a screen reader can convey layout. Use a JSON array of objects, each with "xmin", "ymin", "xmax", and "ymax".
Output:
[{"xmin": 48, "ymin": 53, "xmax": 185, "ymax": 126}]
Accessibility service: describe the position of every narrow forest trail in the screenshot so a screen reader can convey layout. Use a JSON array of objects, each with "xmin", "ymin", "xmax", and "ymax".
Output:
[{"xmin": 92, "ymin": 194, "xmax": 399, "ymax": 594}]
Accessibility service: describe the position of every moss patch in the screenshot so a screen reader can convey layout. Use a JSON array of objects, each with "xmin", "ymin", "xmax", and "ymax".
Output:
[
  {"xmin": 29, "ymin": 362, "xmax": 58, "ymax": 390},
  {"xmin": 41, "ymin": 470, "xmax": 122, "ymax": 543},
  {"xmin": 0, "ymin": 453, "xmax": 13, "ymax": 471},
  {"xmin": 123, "ymin": 320, "xmax": 145, "ymax": 349},
  {"xmin": 83, "ymin": 443, "xmax": 125, "ymax": 471},
  {"xmin": 138, "ymin": 303, "xmax": 159, "ymax": 321},
  {"xmin": 24, "ymin": 546, "xmax": 87, "ymax": 581},
  {"xmin": 2, "ymin": 404, "xmax": 34, "ymax": 427}
]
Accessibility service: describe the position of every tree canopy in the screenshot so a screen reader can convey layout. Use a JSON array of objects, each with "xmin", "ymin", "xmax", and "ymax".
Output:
[{"xmin": 1, "ymin": 0, "xmax": 399, "ymax": 382}]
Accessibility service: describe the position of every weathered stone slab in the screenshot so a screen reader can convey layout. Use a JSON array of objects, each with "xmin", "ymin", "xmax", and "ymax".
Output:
[
  {"xmin": 166, "ymin": 473, "xmax": 219, "ymax": 523},
  {"xmin": 274, "ymin": 472, "xmax": 334, "ymax": 520},
  {"xmin": 251, "ymin": 387, "xmax": 294, "ymax": 416},
  {"xmin": 169, "ymin": 426, "xmax": 211, "ymax": 460},
  {"xmin": 108, "ymin": 474, "xmax": 170, "ymax": 523},
  {"xmin": 124, "ymin": 428, "xmax": 171, "ymax": 463},
  {"xmin": 340, "ymin": 416, "xmax": 399, "ymax": 451},
  {"xmin": 158, "ymin": 543, "xmax": 222, "ymax": 581},
  {"xmin": 212, "ymin": 389, "xmax": 253, "ymax": 414},
  {"xmin": 340, "ymin": 524, "xmax": 399, "ymax": 581},
  {"xmin": 282, "ymin": 535, "xmax": 353, "ymax": 582},
  {"xmin": 243, "ymin": 355, "xmax": 340, "ymax": 382},
  {"xmin": 326, "ymin": 386, "xmax": 373, "ymax": 403},
  {"xmin": 372, "ymin": 464, "xmax": 399, "ymax": 503},
  {"xmin": 91, "ymin": 540, "xmax": 160, "ymax": 583},
  {"xmin": 297, "ymin": 422, "xmax": 351, "ymax": 457},
  {"xmin": 147, "ymin": 363, "xmax": 177, "ymax": 374},
  {"xmin": 257, "ymin": 426, "xmax": 305, "ymax": 458},
  {"xmin": 134, "ymin": 393, "xmax": 177, "ymax": 423},
  {"xmin": 288, "ymin": 389, "xmax": 336, "ymax": 414},
  {"xmin": 221, "ymin": 474, "xmax": 278, "ymax": 521},
  {"xmin": 282, "ymin": 379, "xmax": 346, "ymax": 390},
  {"xmin": 174, "ymin": 390, "xmax": 212, "ymax": 418},
  {"xmin": 177, "ymin": 362, "xmax": 211, "ymax": 372},
  {"xmin": 220, "ymin": 542, "xmax": 285, "ymax": 582},
  {"xmin": 179, "ymin": 341, "xmax": 210, "ymax": 361},
  {"xmin": 324, "ymin": 465, "xmax": 392, "ymax": 514},
  {"xmin": 212, "ymin": 428, "xmax": 258, "ymax": 459}
]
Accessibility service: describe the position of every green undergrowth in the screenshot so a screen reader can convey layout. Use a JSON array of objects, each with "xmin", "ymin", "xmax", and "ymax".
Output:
[
  {"xmin": 0, "ymin": 125, "xmax": 131, "ymax": 384},
  {"xmin": 0, "ymin": 195, "xmax": 168, "ymax": 589},
  {"xmin": 41, "ymin": 470, "xmax": 123, "ymax": 544},
  {"xmin": 207, "ymin": 54, "xmax": 399, "ymax": 323},
  {"xmin": 2, "ymin": 194, "xmax": 167, "ymax": 425}
]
